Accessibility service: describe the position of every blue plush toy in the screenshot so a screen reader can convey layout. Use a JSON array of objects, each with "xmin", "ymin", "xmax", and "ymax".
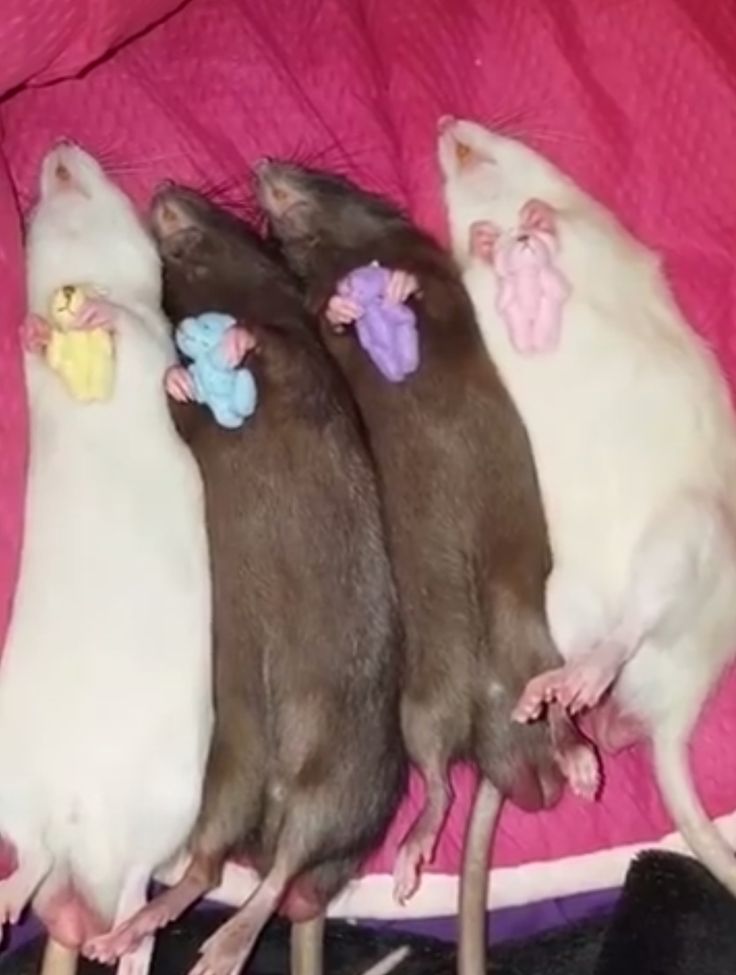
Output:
[{"xmin": 175, "ymin": 312, "xmax": 258, "ymax": 429}]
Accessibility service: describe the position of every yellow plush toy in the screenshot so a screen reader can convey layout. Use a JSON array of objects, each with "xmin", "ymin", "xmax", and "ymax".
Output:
[{"xmin": 45, "ymin": 285, "xmax": 116, "ymax": 402}]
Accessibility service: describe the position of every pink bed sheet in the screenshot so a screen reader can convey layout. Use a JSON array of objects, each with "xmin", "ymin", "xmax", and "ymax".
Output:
[{"xmin": 1, "ymin": 0, "xmax": 736, "ymax": 890}]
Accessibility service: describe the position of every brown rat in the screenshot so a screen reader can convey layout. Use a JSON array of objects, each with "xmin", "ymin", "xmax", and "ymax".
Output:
[
  {"xmin": 256, "ymin": 160, "xmax": 599, "ymax": 975},
  {"xmin": 85, "ymin": 186, "xmax": 407, "ymax": 975}
]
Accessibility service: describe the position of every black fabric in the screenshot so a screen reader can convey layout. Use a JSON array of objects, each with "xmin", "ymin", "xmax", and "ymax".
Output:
[{"xmin": 1, "ymin": 852, "xmax": 734, "ymax": 975}]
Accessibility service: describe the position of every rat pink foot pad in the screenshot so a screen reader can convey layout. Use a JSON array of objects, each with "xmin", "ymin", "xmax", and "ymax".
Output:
[
  {"xmin": 75, "ymin": 298, "xmax": 116, "ymax": 332},
  {"xmin": 516, "ymin": 642, "xmax": 630, "ymax": 719},
  {"xmin": 385, "ymin": 269, "xmax": 419, "ymax": 303},
  {"xmin": 165, "ymin": 364, "xmax": 195, "ymax": 402},
  {"xmin": 220, "ymin": 326, "xmax": 256, "ymax": 367},
  {"xmin": 392, "ymin": 829, "xmax": 438, "ymax": 904},
  {"xmin": 84, "ymin": 901, "xmax": 172, "ymax": 963},
  {"xmin": 555, "ymin": 741, "xmax": 600, "ymax": 800},
  {"xmin": 469, "ymin": 220, "xmax": 499, "ymax": 263},
  {"xmin": 326, "ymin": 294, "xmax": 361, "ymax": 326},
  {"xmin": 21, "ymin": 314, "xmax": 52, "ymax": 353}
]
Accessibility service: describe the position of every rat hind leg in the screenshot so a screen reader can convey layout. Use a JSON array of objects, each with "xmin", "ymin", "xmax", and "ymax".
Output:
[
  {"xmin": 548, "ymin": 704, "xmax": 600, "ymax": 800},
  {"xmin": 0, "ymin": 837, "xmax": 53, "ymax": 925},
  {"xmin": 518, "ymin": 493, "xmax": 736, "ymax": 717},
  {"xmin": 190, "ymin": 766, "xmax": 367, "ymax": 975},
  {"xmin": 85, "ymin": 717, "xmax": 266, "ymax": 963},
  {"xmin": 393, "ymin": 703, "xmax": 456, "ymax": 905}
]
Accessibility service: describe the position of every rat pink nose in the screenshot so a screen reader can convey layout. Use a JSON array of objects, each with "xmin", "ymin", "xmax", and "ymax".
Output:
[
  {"xmin": 155, "ymin": 178, "xmax": 176, "ymax": 193},
  {"xmin": 252, "ymin": 157, "xmax": 272, "ymax": 174},
  {"xmin": 437, "ymin": 115, "xmax": 456, "ymax": 134},
  {"xmin": 53, "ymin": 137, "xmax": 74, "ymax": 148}
]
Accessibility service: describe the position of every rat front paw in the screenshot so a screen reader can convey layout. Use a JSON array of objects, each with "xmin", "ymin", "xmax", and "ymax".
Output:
[
  {"xmin": 386, "ymin": 270, "xmax": 420, "ymax": 304},
  {"xmin": 469, "ymin": 220, "xmax": 499, "ymax": 263},
  {"xmin": 520, "ymin": 198, "xmax": 557, "ymax": 237},
  {"xmin": 164, "ymin": 365, "xmax": 195, "ymax": 403},
  {"xmin": 325, "ymin": 294, "xmax": 361, "ymax": 327},
  {"xmin": 21, "ymin": 314, "xmax": 52, "ymax": 354},
  {"xmin": 75, "ymin": 298, "xmax": 116, "ymax": 332},
  {"xmin": 220, "ymin": 326, "xmax": 256, "ymax": 368}
]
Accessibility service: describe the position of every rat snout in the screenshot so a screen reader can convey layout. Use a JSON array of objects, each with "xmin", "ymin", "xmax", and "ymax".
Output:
[
  {"xmin": 437, "ymin": 115, "xmax": 456, "ymax": 135},
  {"xmin": 252, "ymin": 157, "xmax": 272, "ymax": 176},
  {"xmin": 40, "ymin": 143, "xmax": 83, "ymax": 197}
]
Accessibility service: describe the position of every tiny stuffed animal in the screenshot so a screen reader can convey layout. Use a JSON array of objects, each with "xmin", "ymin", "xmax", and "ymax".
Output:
[
  {"xmin": 337, "ymin": 262, "xmax": 420, "ymax": 382},
  {"xmin": 492, "ymin": 217, "xmax": 571, "ymax": 355},
  {"xmin": 39, "ymin": 284, "xmax": 116, "ymax": 402},
  {"xmin": 174, "ymin": 312, "xmax": 258, "ymax": 429}
]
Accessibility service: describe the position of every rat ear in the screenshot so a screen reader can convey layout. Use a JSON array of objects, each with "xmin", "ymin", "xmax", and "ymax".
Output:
[{"xmin": 164, "ymin": 226, "xmax": 204, "ymax": 264}]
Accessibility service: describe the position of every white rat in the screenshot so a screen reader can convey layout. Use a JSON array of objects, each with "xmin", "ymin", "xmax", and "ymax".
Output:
[
  {"xmin": 438, "ymin": 117, "xmax": 736, "ymax": 897},
  {"xmin": 0, "ymin": 143, "xmax": 213, "ymax": 974}
]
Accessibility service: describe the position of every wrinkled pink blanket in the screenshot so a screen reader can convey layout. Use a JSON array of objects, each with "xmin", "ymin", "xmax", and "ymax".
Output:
[{"xmin": 1, "ymin": 0, "xmax": 735, "ymax": 914}]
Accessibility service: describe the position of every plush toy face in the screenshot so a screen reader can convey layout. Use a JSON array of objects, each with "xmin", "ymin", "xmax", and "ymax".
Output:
[
  {"xmin": 505, "ymin": 234, "xmax": 552, "ymax": 271},
  {"xmin": 49, "ymin": 284, "xmax": 89, "ymax": 330},
  {"xmin": 177, "ymin": 312, "xmax": 236, "ymax": 360},
  {"xmin": 344, "ymin": 264, "xmax": 391, "ymax": 304}
]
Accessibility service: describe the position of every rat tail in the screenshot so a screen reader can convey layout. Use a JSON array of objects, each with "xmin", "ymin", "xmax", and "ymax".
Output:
[
  {"xmin": 652, "ymin": 724, "xmax": 736, "ymax": 896},
  {"xmin": 458, "ymin": 777, "xmax": 502, "ymax": 975}
]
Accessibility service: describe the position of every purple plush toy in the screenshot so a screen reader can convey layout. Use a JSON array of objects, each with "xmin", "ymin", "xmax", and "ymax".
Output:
[{"xmin": 337, "ymin": 262, "xmax": 420, "ymax": 382}]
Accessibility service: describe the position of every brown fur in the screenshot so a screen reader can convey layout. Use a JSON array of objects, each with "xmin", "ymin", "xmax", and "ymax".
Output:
[
  {"xmin": 155, "ymin": 186, "xmax": 406, "ymax": 912},
  {"xmin": 258, "ymin": 163, "xmax": 566, "ymax": 810}
]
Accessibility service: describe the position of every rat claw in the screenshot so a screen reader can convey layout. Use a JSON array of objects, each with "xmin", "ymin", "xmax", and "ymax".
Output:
[
  {"xmin": 386, "ymin": 270, "xmax": 419, "ymax": 304},
  {"xmin": 469, "ymin": 220, "xmax": 499, "ymax": 263},
  {"xmin": 165, "ymin": 365, "xmax": 194, "ymax": 402},
  {"xmin": 21, "ymin": 314, "xmax": 51, "ymax": 353},
  {"xmin": 76, "ymin": 298, "xmax": 115, "ymax": 332},
  {"xmin": 220, "ymin": 326, "xmax": 256, "ymax": 367},
  {"xmin": 325, "ymin": 295, "xmax": 361, "ymax": 326}
]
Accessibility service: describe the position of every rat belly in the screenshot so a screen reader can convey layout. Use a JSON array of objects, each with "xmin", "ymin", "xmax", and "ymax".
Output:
[
  {"xmin": 0, "ymin": 376, "xmax": 212, "ymax": 923},
  {"xmin": 465, "ymin": 262, "xmax": 736, "ymax": 672}
]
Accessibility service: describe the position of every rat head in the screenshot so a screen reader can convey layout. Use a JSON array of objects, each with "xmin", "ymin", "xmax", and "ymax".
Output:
[
  {"xmin": 26, "ymin": 142, "xmax": 161, "ymax": 314},
  {"xmin": 437, "ymin": 117, "xmax": 578, "ymax": 262},
  {"xmin": 254, "ymin": 159, "xmax": 406, "ymax": 275},
  {"xmin": 176, "ymin": 312, "xmax": 235, "ymax": 360},
  {"xmin": 150, "ymin": 184, "xmax": 279, "ymax": 317}
]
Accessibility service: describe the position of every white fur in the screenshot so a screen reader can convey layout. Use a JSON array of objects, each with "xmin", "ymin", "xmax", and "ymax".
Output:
[
  {"xmin": 0, "ymin": 145, "xmax": 212, "ymax": 937},
  {"xmin": 439, "ymin": 119, "xmax": 736, "ymax": 894}
]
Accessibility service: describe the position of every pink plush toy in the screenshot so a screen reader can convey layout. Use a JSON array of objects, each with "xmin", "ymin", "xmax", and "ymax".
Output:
[{"xmin": 471, "ymin": 199, "xmax": 571, "ymax": 355}]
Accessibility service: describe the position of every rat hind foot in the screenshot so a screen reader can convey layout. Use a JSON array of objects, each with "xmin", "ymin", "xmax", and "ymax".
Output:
[
  {"xmin": 548, "ymin": 705, "xmax": 600, "ymax": 801},
  {"xmin": 0, "ymin": 848, "xmax": 52, "ymax": 926},
  {"xmin": 512, "ymin": 670, "xmax": 562, "ymax": 722},
  {"xmin": 515, "ymin": 640, "xmax": 630, "ymax": 719},
  {"xmin": 188, "ymin": 874, "xmax": 283, "ymax": 975},
  {"xmin": 392, "ymin": 833, "xmax": 435, "ymax": 906}
]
